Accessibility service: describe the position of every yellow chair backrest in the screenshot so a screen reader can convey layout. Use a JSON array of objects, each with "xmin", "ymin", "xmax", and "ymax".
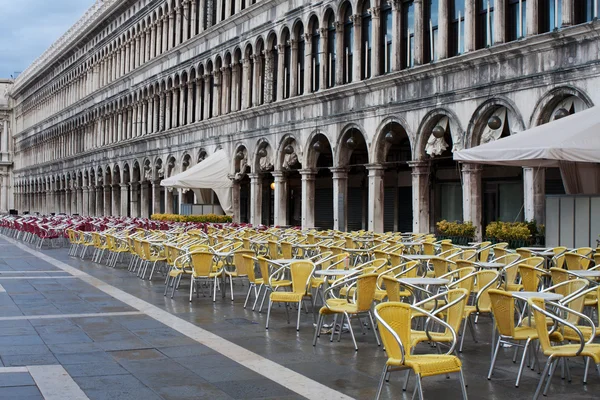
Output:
[
  {"xmin": 493, "ymin": 246, "xmax": 507, "ymax": 259},
  {"xmin": 189, "ymin": 251, "xmax": 215, "ymax": 276},
  {"xmin": 461, "ymin": 249, "xmax": 478, "ymax": 261},
  {"xmin": 289, "ymin": 261, "xmax": 315, "ymax": 295},
  {"xmin": 381, "ymin": 276, "xmax": 403, "ymax": 302},
  {"xmin": 474, "ymin": 270, "xmax": 499, "ymax": 313},
  {"xmin": 552, "ymin": 246, "xmax": 567, "ymax": 268},
  {"xmin": 521, "ymin": 256, "xmax": 544, "ymax": 268},
  {"xmin": 233, "ymin": 249, "xmax": 256, "ymax": 275},
  {"xmin": 444, "ymin": 288, "xmax": 469, "ymax": 332},
  {"xmin": 429, "ymin": 257, "xmax": 449, "ymax": 278},
  {"xmin": 354, "ymin": 273, "xmax": 378, "ymax": 311},
  {"xmin": 441, "ymin": 241, "xmax": 454, "ymax": 253},
  {"xmin": 489, "ymin": 289, "xmax": 517, "ymax": 337},
  {"xmin": 375, "ymin": 302, "xmax": 412, "ymax": 363},
  {"xmin": 550, "ymin": 267, "xmax": 570, "ymax": 296},
  {"xmin": 516, "ymin": 248, "xmax": 533, "ymax": 259},
  {"xmin": 280, "ymin": 242, "xmax": 293, "ymax": 259},
  {"xmin": 242, "ymin": 255, "xmax": 258, "ymax": 283},
  {"xmin": 564, "ymin": 252, "xmax": 589, "ymax": 270},
  {"xmin": 518, "ymin": 264, "xmax": 543, "ymax": 292},
  {"xmin": 268, "ymin": 240, "xmax": 280, "ymax": 259},
  {"xmin": 422, "ymin": 242, "xmax": 436, "ymax": 256},
  {"xmin": 478, "ymin": 242, "xmax": 492, "ymax": 262},
  {"xmin": 529, "ymin": 298, "xmax": 553, "ymax": 352}
]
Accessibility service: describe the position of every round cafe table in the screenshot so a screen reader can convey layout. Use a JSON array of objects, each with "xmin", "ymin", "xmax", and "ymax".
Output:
[
  {"xmin": 399, "ymin": 277, "xmax": 450, "ymax": 302},
  {"xmin": 511, "ymin": 291, "xmax": 563, "ymax": 302},
  {"xmin": 476, "ymin": 262, "xmax": 505, "ymax": 269},
  {"xmin": 570, "ymin": 270, "xmax": 600, "ymax": 278}
]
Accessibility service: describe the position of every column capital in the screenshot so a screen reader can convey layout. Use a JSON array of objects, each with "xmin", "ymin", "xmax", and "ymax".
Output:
[
  {"xmin": 120, "ymin": 183, "xmax": 129, "ymax": 189},
  {"xmin": 336, "ymin": 22, "xmax": 344, "ymax": 33},
  {"xmin": 460, "ymin": 162, "xmax": 483, "ymax": 173},
  {"xmin": 130, "ymin": 181, "xmax": 140, "ymax": 190},
  {"xmin": 365, "ymin": 164, "xmax": 385, "ymax": 173},
  {"xmin": 248, "ymin": 173, "xmax": 262, "ymax": 182},
  {"xmin": 370, "ymin": 7, "xmax": 381, "ymax": 18},
  {"xmin": 351, "ymin": 14, "xmax": 362, "ymax": 26},
  {"xmin": 271, "ymin": 171, "xmax": 287, "ymax": 179},
  {"xmin": 330, "ymin": 167, "xmax": 349, "ymax": 178},
  {"xmin": 299, "ymin": 169, "xmax": 317, "ymax": 178}
]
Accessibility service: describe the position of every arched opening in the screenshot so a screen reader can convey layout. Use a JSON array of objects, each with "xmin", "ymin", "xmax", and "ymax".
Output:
[
  {"xmin": 255, "ymin": 141, "xmax": 275, "ymax": 226},
  {"xmin": 376, "ymin": 122, "xmax": 413, "ymax": 232},
  {"xmin": 281, "ymin": 28, "xmax": 291, "ymax": 99},
  {"xmin": 294, "ymin": 22, "xmax": 305, "ymax": 95},
  {"xmin": 339, "ymin": 127, "xmax": 369, "ymax": 230},
  {"xmin": 234, "ymin": 146, "xmax": 251, "ymax": 223},
  {"xmin": 309, "ymin": 134, "xmax": 334, "ymax": 230},
  {"xmin": 278, "ymin": 137, "xmax": 303, "ymax": 227},
  {"xmin": 326, "ymin": 9, "xmax": 337, "ymax": 88},
  {"xmin": 309, "ymin": 16, "xmax": 321, "ymax": 92},
  {"xmin": 361, "ymin": 0, "xmax": 372, "ymax": 80}
]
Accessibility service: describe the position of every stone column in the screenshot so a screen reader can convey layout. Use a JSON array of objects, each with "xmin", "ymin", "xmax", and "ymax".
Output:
[
  {"xmin": 276, "ymin": 45, "xmax": 285, "ymax": 100},
  {"xmin": 335, "ymin": 23, "xmax": 344, "ymax": 85},
  {"xmin": 464, "ymin": 0, "xmax": 478, "ymax": 52},
  {"xmin": 231, "ymin": 182, "xmax": 241, "ymax": 223},
  {"xmin": 104, "ymin": 185, "xmax": 112, "ymax": 216},
  {"xmin": 135, "ymin": 36, "xmax": 142, "ymax": 68},
  {"xmin": 331, "ymin": 167, "xmax": 348, "ymax": 232},
  {"xmin": 300, "ymin": 169, "xmax": 316, "ymax": 229},
  {"xmin": 165, "ymin": 188, "xmax": 174, "ymax": 214},
  {"xmin": 253, "ymin": 55, "xmax": 261, "ymax": 105},
  {"xmin": 438, "ymin": 0, "xmax": 449, "ymax": 59},
  {"xmin": 120, "ymin": 184, "xmax": 129, "ymax": 217},
  {"xmin": 191, "ymin": 0, "xmax": 198, "ymax": 35},
  {"xmin": 367, "ymin": 165, "xmax": 385, "ymax": 233},
  {"xmin": 187, "ymin": 83, "xmax": 194, "ymax": 123},
  {"xmin": 249, "ymin": 173, "xmax": 263, "ymax": 226},
  {"xmin": 112, "ymin": 185, "xmax": 120, "ymax": 216},
  {"xmin": 352, "ymin": 15, "xmax": 362, "ymax": 82},
  {"xmin": 130, "ymin": 183, "xmax": 139, "ymax": 218},
  {"xmin": 524, "ymin": 167, "xmax": 545, "ymax": 224},
  {"xmin": 162, "ymin": 16, "xmax": 169, "ymax": 53},
  {"xmin": 165, "ymin": 90, "xmax": 172, "ymax": 129},
  {"xmin": 242, "ymin": 59, "xmax": 251, "ymax": 109},
  {"xmin": 77, "ymin": 187, "xmax": 83, "ymax": 215},
  {"xmin": 71, "ymin": 188, "xmax": 77, "ymax": 215},
  {"xmin": 88, "ymin": 187, "xmax": 96, "ymax": 216},
  {"xmin": 213, "ymin": 70, "xmax": 221, "ymax": 117},
  {"xmin": 204, "ymin": 74, "xmax": 211, "ymax": 118},
  {"xmin": 142, "ymin": 100, "xmax": 148, "ymax": 134},
  {"xmin": 562, "ymin": 0, "xmax": 573, "ymax": 27},
  {"xmin": 410, "ymin": 161, "xmax": 431, "ymax": 234},
  {"xmin": 96, "ymin": 186, "xmax": 104, "ymax": 216},
  {"xmin": 319, "ymin": 29, "xmax": 328, "ymax": 89},
  {"xmin": 82, "ymin": 186, "xmax": 89, "ymax": 216},
  {"xmin": 153, "ymin": 95, "xmax": 160, "ymax": 130},
  {"xmin": 117, "ymin": 112, "xmax": 123, "ymax": 142},
  {"xmin": 526, "ymin": 0, "xmax": 538, "ymax": 35},
  {"xmin": 141, "ymin": 181, "xmax": 150, "ymax": 218},
  {"xmin": 65, "ymin": 189, "xmax": 71, "ymax": 215},
  {"xmin": 159, "ymin": 93, "xmax": 166, "ymax": 130},
  {"xmin": 461, "ymin": 163, "xmax": 483, "ymax": 240},
  {"xmin": 303, "ymin": 34, "xmax": 312, "ymax": 93},
  {"xmin": 272, "ymin": 171, "xmax": 287, "ymax": 227},
  {"xmin": 195, "ymin": 80, "xmax": 203, "ymax": 120},
  {"xmin": 371, "ymin": 7, "xmax": 381, "ymax": 77},
  {"xmin": 151, "ymin": 25, "xmax": 157, "ymax": 59},
  {"xmin": 174, "ymin": 86, "xmax": 181, "ymax": 127},
  {"xmin": 290, "ymin": 41, "xmax": 298, "ymax": 97},
  {"xmin": 414, "ymin": 0, "xmax": 424, "ymax": 64},
  {"xmin": 168, "ymin": 13, "xmax": 175, "ymax": 50},
  {"xmin": 264, "ymin": 50, "xmax": 274, "ymax": 102},
  {"xmin": 494, "ymin": 0, "xmax": 506, "ymax": 44},
  {"xmin": 152, "ymin": 180, "xmax": 162, "ymax": 215}
]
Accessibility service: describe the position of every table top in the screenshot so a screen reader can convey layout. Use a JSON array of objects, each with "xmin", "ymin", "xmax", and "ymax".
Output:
[
  {"xmin": 570, "ymin": 270, "xmax": 600, "ymax": 277},
  {"xmin": 402, "ymin": 255, "xmax": 435, "ymax": 260},
  {"xmin": 344, "ymin": 248, "xmax": 373, "ymax": 253},
  {"xmin": 399, "ymin": 278, "xmax": 450, "ymax": 286},
  {"xmin": 476, "ymin": 262, "xmax": 505, "ymax": 269},
  {"xmin": 314, "ymin": 269, "xmax": 355, "ymax": 276},
  {"xmin": 269, "ymin": 258, "xmax": 297, "ymax": 265},
  {"xmin": 530, "ymin": 251, "xmax": 555, "ymax": 257},
  {"xmin": 213, "ymin": 251, "xmax": 234, "ymax": 257},
  {"xmin": 401, "ymin": 242, "xmax": 423, "ymax": 246},
  {"xmin": 293, "ymin": 243, "xmax": 318, "ymax": 248},
  {"xmin": 511, "ymin": 291, "xmax": 563, "ymax": 301}
]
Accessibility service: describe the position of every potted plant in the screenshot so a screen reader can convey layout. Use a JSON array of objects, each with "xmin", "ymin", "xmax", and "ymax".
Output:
[{"xmin": 436, "ymin": 220, "xmax": 476, "ymax": 245}]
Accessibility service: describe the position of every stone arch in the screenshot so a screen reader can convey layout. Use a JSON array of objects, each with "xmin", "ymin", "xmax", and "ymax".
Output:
[
  {"xmin": 335, "ymin": 123, "xmax": 369, "ymax": 167},
  {"xmin": 253, "ymin": 138, "xmax": 275, "ymax": 173},
  {"xmin": 529, "ymin": 85, "xmax": 593, "ymax": 126},
  {"xmin": 415, "ymin": 108, "xmax": 464, "ymax": 160},
  {"xmin": 304, "ymin": 130, "xmax": 334, "ymax": 169},
  {"xmin": 466, "ymin": 97, "xmax": 525, "ymax": 148},
  {"xmin": 372, "ymin": 116, "xmax": 413, "ymax": 164}
]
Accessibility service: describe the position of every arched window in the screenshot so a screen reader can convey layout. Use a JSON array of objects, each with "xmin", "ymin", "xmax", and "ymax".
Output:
[
  {"xmin": 342, "ymin": 5, "xmax": 354, "ymax": 83},
  {"xmin": 402, "ymin": 0, "xmax": 415, "ymax": 67},
  {"xmin": 311, "ymin": 22, "xmax": 321, "ymax": 91},
  {"xmin": 449, "ymin": 0, "xmax": 465, "ymax": 56},
  {"xmin": 327, "ymin": 12, "xmax": 336, "ymax": 88},
  {"xmin": 283, "ymin": 30, "xmax": 291, "ymax": 99},
  {"xmin": 361, "ymin": 1, "xmax": 372, "ymax": 80},
  {"xmin": 476, "ymin": 0, "xmax": 494, "ymax": 49},
  {"xmin": 506, "ymin": 0, "xmax": 526, "ymax": 41},
  {"xmin": 539, "ymin": 0, "xmax": 562, "ymax": 33},
  {"xmin": 297, "ymin": 25, "xmax": 305, "ymax": 95}
]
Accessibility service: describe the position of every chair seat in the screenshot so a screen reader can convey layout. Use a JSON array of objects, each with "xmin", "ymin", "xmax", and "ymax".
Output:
[
  {"xmin": 319, "ymin": 302, "xmax": 359, "ymax": 315},
  {"xmin": 562, "ymin": 325, "xmax": 596, "ymax": 342},
  {"xmin": 506, "ymin": 283, "xmax": 523, "ymax": 291},
  {"xmin": 387, "ymin": 354, "xmax": 462, "ymax": 378},
  {"xmin": 271, "ymin": 280, "xmax": 292, "ymax": 287},
  {"xmin": 271, "ymin": 291, "xmax": 310, "ymax": 302},
  {"xmin": 411, "ymin": 331, "xmax": 453, "ymax": 347},
  {"xmin": 192, "ymin": 272, "xmax": 221, "ymax": 279},
  {"xmin": 169, "ymin": 269, "xmax": 192, "ymax": 278},
  {"xmin": 544, "ymin": 343, "xmax": 600, "ymax": 363}
]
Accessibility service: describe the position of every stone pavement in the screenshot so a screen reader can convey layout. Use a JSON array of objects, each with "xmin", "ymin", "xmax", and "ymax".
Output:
[{"xmin": 0, "ymin": 235, "xmax": 598, "ymax": 399}]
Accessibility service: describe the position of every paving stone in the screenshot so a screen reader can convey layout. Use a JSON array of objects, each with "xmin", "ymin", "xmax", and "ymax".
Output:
[
  {"xmin": 0, "ymin": 385, "xmax": 44, "ymax": 399},
  {"xmin": 62, "ymin": 361, "xmax": 130, "ymax": 378},
  {"xmin": 0, "ymin": 372, "xmax": 35, "ymax": 387},
  {"xmin": 212, "ymin": 378, "xmax": 297, "ymax": 399},
  {"xmin": 73, "ymin": 374, "xmax": 164, "ymax": 400},
  {"xmin": 54, "ymin": 351, "xmax": 115, "ymax": 365},
  {"xmin": 1, "ymin": 352, "xmax": 59, "ymax": 366}
]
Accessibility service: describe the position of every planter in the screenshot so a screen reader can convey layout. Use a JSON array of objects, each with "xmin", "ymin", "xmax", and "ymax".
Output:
[{"xmin": 437, "ymin": 235, "xmax": 474, "ymax": 246}]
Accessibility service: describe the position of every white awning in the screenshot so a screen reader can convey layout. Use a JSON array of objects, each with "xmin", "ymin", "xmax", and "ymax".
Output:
[
  {"xmin": 161, "ymin": 149, "xmax": 233, "ymax": 215},
  {"xmin": 453, "ymin": 106, "xmax": 600, "ymax": 167},
  {"xmin": 453, "ymin": 106, "xmax": 600, "ymax": 194}
]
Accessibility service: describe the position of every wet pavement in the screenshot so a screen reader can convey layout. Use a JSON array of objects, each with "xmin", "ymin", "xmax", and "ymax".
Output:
[{"xmin": 0, "ymin": 235, "xmax": 598, "ymax": 399}]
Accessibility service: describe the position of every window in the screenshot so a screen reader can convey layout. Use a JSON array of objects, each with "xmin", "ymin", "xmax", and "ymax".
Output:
[
  {"xmin": 402, "ymin": 0, "xmax": 415, "ymax": 68},
  {"xmin": 574, "ymin": 0, "xmax": 595, "ymax": 24},
  {"xmin": 425, "ymin": 0, "xmax": 439, "ymax": 62},
  {"xmin": 311, "ymin": 24, "xmax": 320, "ymax": 91},
  {"xmin": 297, "ymin": 26, "xmax": 305, "ymax": 94},
  {"xmin": 539, "ymin": 0, "xmax": 562, "ymax": 33},
  {"xmin": 381, "ymin": 2, "xmax": 393, "ymax": 73},
  {"xmin": 506, "ymin": 0, "xmax": 526, "ymax": 41},
  {"xmin": 449, "ymin": 0, "xmax": 465, "ymax": 56},
  {"xmin": 327, "ymin": 13, "xmax": 336, "ymax": 88},
  {"xmin": 284, "ymin": 32, "xmax": 291, "ymax": 99},
  {"xmin": 361, "ymin": 1, "xmax": 372, "ymax": 79},
  {"xmin": 476, "ymin": 0, "xmax": 494, "ymax": 49},
  {"xmin": 343, "ymin": 6, "xmax": 354, "ymax": 83}
]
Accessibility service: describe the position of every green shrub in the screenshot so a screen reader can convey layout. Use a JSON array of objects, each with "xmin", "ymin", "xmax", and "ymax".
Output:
[{"xmin": 436, "ymin": 220, "xmax": 476, "ymax": 238}]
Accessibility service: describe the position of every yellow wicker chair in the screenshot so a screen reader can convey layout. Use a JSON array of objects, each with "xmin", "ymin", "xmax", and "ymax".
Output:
[
  {"xmin": 313, "ymin": 273, "xmax": 380, "ymax": 351},
  {"xmin": 266, "ymin": 261, "xmax": 315, "ymax": 331},
  {"xmin": 529, "ymin": 297, "xmax": 600, "ymax": 399},
  {"xmin": 223, "ymin": 249, "xmax": 255, "ymax": 301},
  {"xmin": 459, "ymin": 270, "xmax": 499, "ymax": 352},
  {"xmin": 374, "ymin": 302, "xmax": 468, "ymax": 400}
]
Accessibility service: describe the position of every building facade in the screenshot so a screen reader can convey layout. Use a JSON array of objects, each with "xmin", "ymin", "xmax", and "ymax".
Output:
[
  {"xmin": 8, "ymin": 0, "xmax": 599, "ymax": 236},
  {"xmin": 0, "ymin": 79, "xmax": 13, "ymax": 214}
]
